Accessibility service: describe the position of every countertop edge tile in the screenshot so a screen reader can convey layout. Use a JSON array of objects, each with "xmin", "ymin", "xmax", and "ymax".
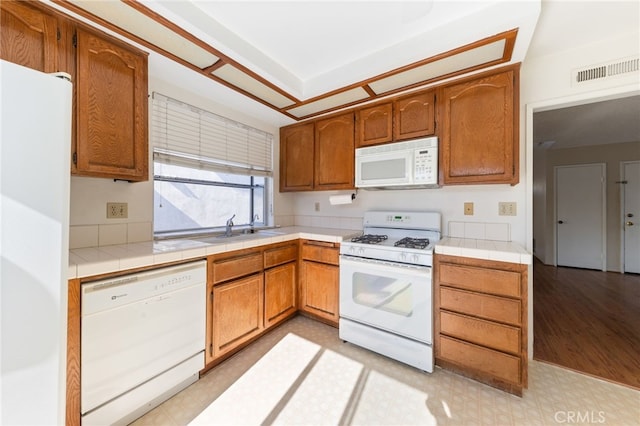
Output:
[
  {"xmin": 436, "ymin": 237, "xmax": 531, "ymax": 265},
  {"xmin": 68, "ymin": 227, "xmax": 358, "ymax": 280}
]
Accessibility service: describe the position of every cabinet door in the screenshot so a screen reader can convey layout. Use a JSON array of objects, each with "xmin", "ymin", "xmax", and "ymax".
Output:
[
  {"xmin": 356, "ymin": 102, "xmax": 393, "ymax": 147},
  {"xmin": 440, "ymin": 70, "xmax": 518, "ymax": 185},
  {"xmin": 0, "ymin": 0, "xmax": 59, "ymax": 73},
  {"xmin": 75, "ymin": 27, "xmax": 148, "ymax": 181},
  {"xmin": 210, "ymin": 274, "xmax": 264, "ymax": 359},
  {"xmin": 280, "ymin": 122, "xmax": 315, "ymax": 192},
  {"xmin": 264, "ymin": 262, "xmax": 297, "ymax": 328},
  {"xmin": 393, "ymin": 91, "xmax": 435, "ymax": 140},
  {"xmin": 299, "ymin": 260, "xmax": 339, "ymax": 324},
  {"xmin": 314, "ymin": 112, "xmax": 355, "ymax": 190}
]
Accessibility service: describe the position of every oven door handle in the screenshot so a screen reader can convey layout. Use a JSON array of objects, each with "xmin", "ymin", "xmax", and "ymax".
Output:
[{"xmin": 340, "ymin": 255, "xmax": 431, "ymax": 274}]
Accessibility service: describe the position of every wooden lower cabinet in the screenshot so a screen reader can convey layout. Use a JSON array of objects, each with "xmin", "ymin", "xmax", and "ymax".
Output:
[
  {"xmin": 299, "ymin": 240, "xmax": 340, "ymax": 325},
  {"xmin": 205, "ymin": 242, "xmax": 298, "ymax": 367},
  {"xmin": 210, "ymin": 273, "xmax": 264, "ymax": 359},
  {"xmin": 264, "ymin": 262, "xmax": 297, "ymax": 328},
  {"xmin": 434, "ymin": 254, "xmax": 528, "ymax": 396}
]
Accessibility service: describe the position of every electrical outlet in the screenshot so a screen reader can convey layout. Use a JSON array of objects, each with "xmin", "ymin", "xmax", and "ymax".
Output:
[
  {"xmin": 107, "ymin": 202, "xmax": 128, "ymax": 219},
  {"xmin": 314, "ymin": 202, "xmax": 320, "ymax": 212},
  {"xmin": 499, "ymin": 202, "xmax": 517, "ymax": 216},
  {"xmin": 464, "ymin": 202, "xmax": 474, "ymax": 215}
]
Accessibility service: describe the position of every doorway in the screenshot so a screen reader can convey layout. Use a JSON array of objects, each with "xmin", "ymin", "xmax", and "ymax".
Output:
[
  {"xmin": 622, "ymin": 161, "xmax": 640, "ymax": 273},
  {"xmin": 555, "ymin": 163, "xmax": 606, "ymax": 270},
  {"xmin": 530, "ymin": 93, "xmax": 640, "ymax": 388}
]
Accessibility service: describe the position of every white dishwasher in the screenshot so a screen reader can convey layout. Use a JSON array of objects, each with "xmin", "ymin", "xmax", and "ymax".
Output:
[{"xmin": 81, "ymin": 260, "xmax": 206, "ymax": 425}]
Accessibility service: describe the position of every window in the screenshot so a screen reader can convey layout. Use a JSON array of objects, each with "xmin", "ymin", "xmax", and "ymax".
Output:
[{"xmin": 151, "ymin": 93, "xmax": 273, "ymax": 237}]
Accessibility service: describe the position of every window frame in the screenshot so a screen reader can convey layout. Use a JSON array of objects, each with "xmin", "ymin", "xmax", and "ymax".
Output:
[{"xmin": 153, "ymin": 164, "xmax": 269, "ymax": 239}]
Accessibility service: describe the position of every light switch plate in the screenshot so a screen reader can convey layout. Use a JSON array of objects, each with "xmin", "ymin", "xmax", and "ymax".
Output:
[
  {"xmin": 107, "ymin": 202, "xmax": 128, "ymax": 219},
  {"xmin": 499, "ymin": 202, "xmax": 517, "ymax": 216}
]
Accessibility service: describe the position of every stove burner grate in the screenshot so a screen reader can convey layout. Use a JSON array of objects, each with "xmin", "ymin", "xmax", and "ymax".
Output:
[
  {"xmin": 351, "ymin": 234, "xmax": 388, "ymax": 244},
  {"xmin": 394, "ymin": 237, "xmax": 430, "ymax": 249}
]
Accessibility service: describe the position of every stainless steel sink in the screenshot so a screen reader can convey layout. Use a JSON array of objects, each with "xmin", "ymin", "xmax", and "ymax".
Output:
[{"xmin": 188, "ymin": 228, "xmax": 285, "ymax": 243}]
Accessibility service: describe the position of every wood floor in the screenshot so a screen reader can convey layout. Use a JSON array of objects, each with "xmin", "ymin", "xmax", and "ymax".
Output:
[{"xmin": 533, "ymin": 257, "xmax": 640, "ymax": 390}]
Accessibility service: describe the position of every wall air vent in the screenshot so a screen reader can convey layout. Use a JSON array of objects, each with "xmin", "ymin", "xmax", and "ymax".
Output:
[{"xmin": 572, "ymin": 56, "xmax": 639, "ymax": 86}]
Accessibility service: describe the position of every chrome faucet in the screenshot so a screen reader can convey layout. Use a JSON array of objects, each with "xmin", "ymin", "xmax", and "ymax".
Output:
[{"xmin": 225, "ymin": 214, "xmax": 235, "ymax": 237}]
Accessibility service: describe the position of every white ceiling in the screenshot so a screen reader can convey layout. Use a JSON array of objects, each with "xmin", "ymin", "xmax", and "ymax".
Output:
[{"xmin": 533, "ymin": 95, "xmax": 640, "ymax": 150}]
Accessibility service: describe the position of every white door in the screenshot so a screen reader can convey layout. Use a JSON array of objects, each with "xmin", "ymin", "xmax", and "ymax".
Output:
[
  {"xmin": 556, "ymin": 164, "xmax": 606, "ymax": 270},
  {"xmin": 622, "ymin": 161, "xmax": 640, "ymax": 273}
]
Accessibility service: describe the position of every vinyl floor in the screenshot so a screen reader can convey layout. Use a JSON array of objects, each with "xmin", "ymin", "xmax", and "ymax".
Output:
[{"xmin": 132, "ymin": 315, "xmax": 639, "ymax": 425}]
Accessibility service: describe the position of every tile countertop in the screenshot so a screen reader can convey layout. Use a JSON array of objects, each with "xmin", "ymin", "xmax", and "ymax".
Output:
[
  {"xmin": 435, "ymin": 237, "xmax": 532, "ymax": 265},
  {"xmin": 68, "ymin": 226, "xmax": 360, "ymax": 280}
]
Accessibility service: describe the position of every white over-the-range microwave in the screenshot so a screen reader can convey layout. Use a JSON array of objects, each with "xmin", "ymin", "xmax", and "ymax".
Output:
[{"xmin": 355, "ymin": 136, "xmax": 439, "ymax": 189}]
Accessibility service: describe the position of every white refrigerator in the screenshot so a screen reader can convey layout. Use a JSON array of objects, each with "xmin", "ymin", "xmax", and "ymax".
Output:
[{"xmin": 0, "ymin": 60, "xmax": 72, "ymax": 425}]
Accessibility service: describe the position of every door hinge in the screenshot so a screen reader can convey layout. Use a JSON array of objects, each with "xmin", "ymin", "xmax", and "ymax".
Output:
[
  {"xmin": 209, "ymin": 343, "xmax": 213, "ymax": 356},
  {"xmin": 72, "ymin": 33, "xmax": 77, "ymax": 48},
  {"xmin": 72, "ymin": 152, "xmax": 77, "ymax": 165},
  {"xmin": 57, "ymin": 28, "xmax": 61, "ymax": 41},
  {"xmin": 210, "ymin": 290, "xmax": 213, "ymax": 302}
]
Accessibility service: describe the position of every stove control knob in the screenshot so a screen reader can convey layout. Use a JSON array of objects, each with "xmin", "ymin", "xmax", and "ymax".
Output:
[
  {"xmin": 412, "ymin": 254, "xmax": 420, "ymax": 263},
  {"xmin": 399, "ymin": 252, "xmax": 407, "ymax": 261},
  {"xmin": 349, "ymin": 246, "xmax": 356, "ymax": 254},
  {"xmin": 358, "ymin": 247, "xmax": 365, "ymax": 255}
]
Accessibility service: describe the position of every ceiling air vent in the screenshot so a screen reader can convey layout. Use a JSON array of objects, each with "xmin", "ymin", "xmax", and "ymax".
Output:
[{"xmin": 572, "ymin": 56, "xmax": 639, "ymax": 86}]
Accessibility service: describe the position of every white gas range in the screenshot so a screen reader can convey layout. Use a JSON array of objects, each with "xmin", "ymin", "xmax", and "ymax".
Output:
[{"xmin": 339, "ymin": 211, "xmax": 441, "ymax": 372}]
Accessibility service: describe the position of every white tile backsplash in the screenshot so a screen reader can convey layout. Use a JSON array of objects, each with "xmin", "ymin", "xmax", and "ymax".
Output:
[
  {"xmin": 69, "ymin": 225, "xmax": 99, "ymax": 249},
  {"xmin": 70, "ymin": 221, "xmax": 153, "ymax": 249},
  {"xmin": 293, "ymin": 215, "xmax": 363, "ymax": 230},
  {"xmin": 447, "ymin": 221, "xmax": 511, "ymax": 242},
  {"xmin": 485, "ymin": 222, "xmax": 511, "ymax": 241},
  {"xmin": 127, "ymin": 222, "xmax": 152, "ymax": 243},
  {"xmin": 98, "ymin": 223, "xmax": 128, "ymax": 246},
  {"xmin": 464, "ymin": 222, "xmax": 485, "ymax": 239}
]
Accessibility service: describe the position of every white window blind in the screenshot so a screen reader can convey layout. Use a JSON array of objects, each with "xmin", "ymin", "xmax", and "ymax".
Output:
[{"xmin": 151, "ymin": 92, "xmax": 273, "ymax": 177}]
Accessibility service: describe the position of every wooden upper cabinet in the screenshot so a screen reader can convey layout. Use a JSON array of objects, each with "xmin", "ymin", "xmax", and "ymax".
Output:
[
  {"xmin": 356, "ymin": 102, "xmax": 393, "ymax": 147},
  {"xmin": 394, "ymin": 91, "xmax": 435, "ymax": 140},
  {"xmin": 314, "ymin": 112, "xmax": 355, "ymax": 190},
  {"xmin": 439, "ymin": 68, "xmax": 519, "ymax": 185},
  {"xmin": 0, "ymin": 0, "xmax": 59, "ymax": 73},
  {"xmin": 280, "ymin": 122, "xmax": 315, "ymax": 192},
  {"xmin": 74, "ymin": 27, "xmax": 148, "ymax": 181}
]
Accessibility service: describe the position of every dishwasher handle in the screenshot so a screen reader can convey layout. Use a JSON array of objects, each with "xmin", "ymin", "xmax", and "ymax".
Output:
[{"xmin": 82, "ymin": 261, "xmax": 206, "ymax": 316}]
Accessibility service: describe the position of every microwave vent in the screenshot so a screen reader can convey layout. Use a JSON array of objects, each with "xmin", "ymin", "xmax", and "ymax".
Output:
[{"xmin": 572, "ymin": 56, "xmax": 639, "ymax": 86}]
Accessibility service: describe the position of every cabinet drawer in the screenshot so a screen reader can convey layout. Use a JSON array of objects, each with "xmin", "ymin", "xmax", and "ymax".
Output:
[
  {"xmin": 440, "ymin": 287, "xmax": 521, "ymax": 325},
  {"xmin": 213, "ymin": 252, "xmax": 263, "ymax": 284},
  {"xmin": 439, "ymin": 335, "xmax": 521, "ymax": 384},
  {"xmin": 440, "ymin": 311, "xmax": 520, "ymax": 354},
  {"xmin": 439, "ymin": 263, "xmax": 521, "ymax": 298},
  {"xmin": 301, "ymin": 243, "xmax": 339, "ymax": 265},
  {"xmin": 264, "ymin": 244, "xmax": 298, "ymax": 268}
]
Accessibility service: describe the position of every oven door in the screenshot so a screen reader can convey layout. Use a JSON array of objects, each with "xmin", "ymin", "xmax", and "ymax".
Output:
[{"xmin": 339, "ymin": 255, "xmax": 432, "ymax": 343}]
